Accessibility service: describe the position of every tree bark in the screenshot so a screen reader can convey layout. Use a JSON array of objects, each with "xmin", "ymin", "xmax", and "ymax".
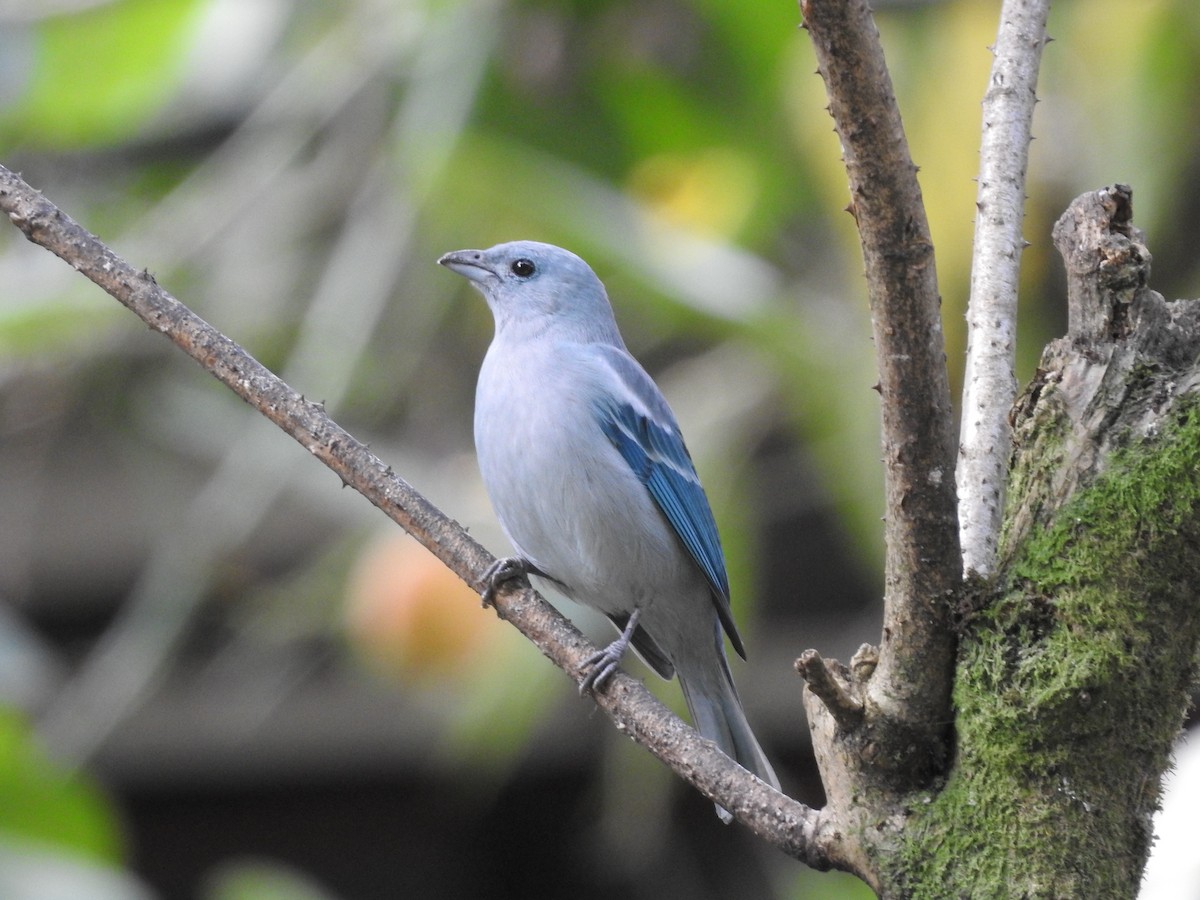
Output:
[
  {"xmin": 958, "ymin": 0, "xmax": 1051, "ymax": 577},
  {"xmin": 800, "ymin": 0, "xmax": 961, "ymax": 808},
  {"xmin": 893, "ymin": 185, "xmax": 1200, "ymax": 897},
  {"xmin": 796, "ymin": 0, "xmax": 1199, "ymax": 890}
]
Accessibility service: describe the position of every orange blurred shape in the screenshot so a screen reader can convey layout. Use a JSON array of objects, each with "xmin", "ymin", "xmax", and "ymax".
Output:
[{"xmin": 344, "ymin": 533, "xmax": 493, "ymax": 679}]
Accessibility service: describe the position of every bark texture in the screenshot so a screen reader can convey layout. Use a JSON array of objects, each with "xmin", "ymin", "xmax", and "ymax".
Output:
[
  {"xmin": 895, "ymin": 185, "xmax": 1200, "ymax": 897},
  {"xmin": 798, "ymin": 1, "xmax": 963, "ymax": 889},
  {"xmin": 800, "ymin": 0, "xmax": 961, "ymax": 807},
  {"xmin": 958, "ymin": 0, "xmax": 1051, "ymax": 576}
]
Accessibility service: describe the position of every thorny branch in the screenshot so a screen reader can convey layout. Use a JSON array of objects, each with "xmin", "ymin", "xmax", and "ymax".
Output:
[
  {"xmin": 958, "ymin": 0, "xmax": 1052, "ymax": 577},
  {"xmin": 800, "ymin": 0, "xmax": 961, "ymax": 772}
]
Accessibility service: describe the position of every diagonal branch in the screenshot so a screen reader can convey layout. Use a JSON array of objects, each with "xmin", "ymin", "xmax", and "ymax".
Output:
[
  {"xmin": 801, "ymin": 0, "xmax": 961, "ymax": 758},
  {"xmin": 0, "ymin": 164, "xmax": 843, "ymax": 869},
  {"xmin": 958, "ymin": 0, "xmax": 1052, "ymax": 577}
]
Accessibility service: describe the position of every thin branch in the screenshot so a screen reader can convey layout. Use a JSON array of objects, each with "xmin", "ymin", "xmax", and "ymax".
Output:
[
  {"xmin": 958, "ymin": 0, "xmax": 1052, "ymax": 577},
  {"xmin": 801, "ymin": 0, "xmax": 960, "ymax": 755},
  {"xmin": 0, "ymin": 164, "xmax": 838, "ymax": 867},
  {"xmin": 795, "ymin": 650, "xmax": 863, "ymax": 731}
]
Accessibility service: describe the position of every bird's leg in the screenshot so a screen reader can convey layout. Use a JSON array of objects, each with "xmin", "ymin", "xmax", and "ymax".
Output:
[
  {"xmin": 580, "ymin": 607, "xmax": 640, "ymax": 695},
  {"xmin": 480, "ymin": 557, "xmax": 567, "ymax": 609},
  {"xmin": 479, "ymin": 556, "xmax": 530, "ymax": 608}
]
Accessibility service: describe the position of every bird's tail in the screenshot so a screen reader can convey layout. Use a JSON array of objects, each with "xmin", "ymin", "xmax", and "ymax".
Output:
[{"xmin": 678, "ymin": 666, "xmax": 779, "ymax": 823}]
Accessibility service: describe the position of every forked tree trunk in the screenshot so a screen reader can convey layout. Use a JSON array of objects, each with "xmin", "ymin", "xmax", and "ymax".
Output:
[{"xmin": 864, "ymin": 185, "xmax": 1200, "ymax": 896}]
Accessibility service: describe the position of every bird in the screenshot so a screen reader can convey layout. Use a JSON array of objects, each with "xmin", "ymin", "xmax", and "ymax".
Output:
[{"xmin": 438, "ymin": 240, "xmax": 779, "ymax": 820}]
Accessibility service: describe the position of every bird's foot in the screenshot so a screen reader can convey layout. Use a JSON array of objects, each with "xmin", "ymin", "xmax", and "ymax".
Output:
[
  {"xmin": 579, "ymin": 608, "xmax": 640, "ymax": 695},
  {"xmin": 479, "ymin": 556, "xmax": 530, "ymax": 608}
]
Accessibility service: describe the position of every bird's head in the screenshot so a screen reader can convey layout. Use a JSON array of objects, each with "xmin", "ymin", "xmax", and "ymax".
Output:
[{"xmin": 438, "ymin": 241, "xmax": 622, "ymax": 344}]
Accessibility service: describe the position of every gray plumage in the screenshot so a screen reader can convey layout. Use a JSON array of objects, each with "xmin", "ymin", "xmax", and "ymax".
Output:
[{"xmin": 439, "ymin": 240, "xmax": 779, "ymax": 819}]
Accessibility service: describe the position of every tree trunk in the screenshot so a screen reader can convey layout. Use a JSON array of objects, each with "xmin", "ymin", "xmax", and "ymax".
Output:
[{"xmin": 882, "ymin": 185, "xmax": 1200, "ymax": 896}]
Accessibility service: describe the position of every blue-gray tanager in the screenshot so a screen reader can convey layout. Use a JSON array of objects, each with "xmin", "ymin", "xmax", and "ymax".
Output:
[{"xmin": 439, "ymin": 240, "xmax": 779, "ymax": 819}]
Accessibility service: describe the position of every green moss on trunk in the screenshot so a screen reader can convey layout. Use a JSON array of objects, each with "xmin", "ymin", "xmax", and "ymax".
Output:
[{"xmin": 893, "ymin": 400, "xmax": 1200, "ymax": 898}]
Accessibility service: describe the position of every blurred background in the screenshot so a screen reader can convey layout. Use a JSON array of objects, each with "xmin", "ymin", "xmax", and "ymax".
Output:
[{"xmin": 0, "ymin": 0, "xmax": 1197, "ymax": 897}]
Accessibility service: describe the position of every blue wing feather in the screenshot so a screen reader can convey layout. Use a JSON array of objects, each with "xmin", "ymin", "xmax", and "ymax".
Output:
[{"xmin": 592, "ymin": 360, "xmax": 745, "ymax": 660}]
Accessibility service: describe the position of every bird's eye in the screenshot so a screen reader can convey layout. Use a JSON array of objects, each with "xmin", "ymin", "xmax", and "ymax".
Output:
[{"xmin": 511, "ymin": 258, "xmax": 536, "ymax": 278}]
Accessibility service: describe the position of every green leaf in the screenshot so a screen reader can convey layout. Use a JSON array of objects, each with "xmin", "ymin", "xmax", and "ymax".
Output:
[
  {"xmin": 1, "ymin": 0, "xmax": 204, "ymax": 149},
  {"xmin": 0, "ymin": 708, "xmax": 123, "ymax": 863}
]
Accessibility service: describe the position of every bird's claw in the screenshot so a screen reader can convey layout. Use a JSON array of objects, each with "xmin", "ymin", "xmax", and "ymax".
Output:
[
  {"xmin": 579, "ymin": 644, "xmax": 623, "ymax": 695},
  {"xmin": 479, "ymin": 556, "xmax": 529, "ymax": 608},
  {"xmin": 578, "ymin": 607, "xmax": 640, "ymax": 695}
]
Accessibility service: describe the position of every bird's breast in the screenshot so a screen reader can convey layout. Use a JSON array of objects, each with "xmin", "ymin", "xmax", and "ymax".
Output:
[{"xmin": 473, "ymin": 342, "xmax": 690, "ymax": 613}]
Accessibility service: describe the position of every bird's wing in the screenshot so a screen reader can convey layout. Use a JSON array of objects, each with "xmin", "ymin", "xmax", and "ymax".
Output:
[{"xmin": 591, "ymin": 347, "xmax": 746, "ymax": 660}]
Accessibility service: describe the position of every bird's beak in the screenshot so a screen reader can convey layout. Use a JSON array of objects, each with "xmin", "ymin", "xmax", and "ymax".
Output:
[{"xmin": 437, "ymin": 249, "xmax": 495, "ymax": 284}]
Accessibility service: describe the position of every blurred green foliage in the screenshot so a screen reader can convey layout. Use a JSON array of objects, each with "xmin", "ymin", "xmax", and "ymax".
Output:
[
  {"xmin": 0, "ymin": 709, "xmax": 122, "ymax": 861},
  {"xmin": 0, "ymin": 0, "xmax": 202, "ymax": 147},
  {"xmin": 0, "ymin": 709, "xmax": 151, "ymax": 899}
]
